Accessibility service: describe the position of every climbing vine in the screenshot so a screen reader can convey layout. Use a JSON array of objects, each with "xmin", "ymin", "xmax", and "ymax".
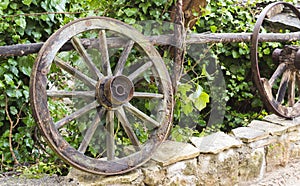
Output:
[
  {"xmin": 0, "ymin": 0, "xmax": 174, "ymax": 175},
  {"xmin": 0, "ymin": 0, "xmax": 298, "ymax": 176}
]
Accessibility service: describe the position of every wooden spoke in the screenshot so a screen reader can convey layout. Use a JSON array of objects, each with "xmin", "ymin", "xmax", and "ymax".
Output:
[
  {"xmin": 114, "ymin": 40, "xmax": 135, "ymax": 76},
  {"xmin": 249, "ymin": 2, "xmax": 300, "ymax": 118},
  {"xmin": 276, "ymin": 70, "xmax": 290, "ymax": 103},
  {"xmin": 288, "ymin": 71, "xmax": 296, "ymax": 106},
  {"xmin": 261, "ymin": 78, "xmax": 273, "ymax": 100},
  {"xmin": 124, "ymin": 103, "xmax": 160, "ymax": 128},
  {"xmin": 106, "ymin": 110, "xmax": 115, "ymax": 160},
  {"xmin": 295, "ymin": 78, "xmax": 300, "ymax": 106},
  {"xmin": 71, "ymin": 36, "xmax": 103, "ymax": 79},
  {"xmin": 116, "ymin": 107, "xmax": 141, "ymax": 151},
  {"xmin": 128, "ymin": 61, "xmax": 153, "ymax": 81},
  {"xmin": 78, "ymin": 107, "xmax": 105, "ymax": 153},
  {"xmin": 47, "ymin": 90, "xmax": 95, "ymax": 98},
  {"xmin": 268, "ymin": 63, "xmax": 287, "ymax": 87},
  {"xmin": 133, "ymin": 92, "xmax": 164, "ymax": 99},
  {"xmin": 31, "ymin": 17, "xmax": 173, "ymax": 175},
  {"xmin": 55, "ymin": 100, "xmax": 99, "ymax": 129},
  {"xmin": 98, "ymin": 30, "xmax": 112, "ymax": 76},
  {"xmin": 54, "ymin": 57, "xmax": 97, "ymax": 88},
  {"xmin": 296, "ymin": 73, "xmax": 300, "ymax": 98}
]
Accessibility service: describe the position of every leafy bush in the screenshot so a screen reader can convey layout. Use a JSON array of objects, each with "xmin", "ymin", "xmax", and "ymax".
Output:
[
  {"xmin": 191, "ymin": 0, "xmax": 296, "ymax": 132},
  {"xmin": 0, "ymin": 0, "xmax": 70, "ymax": 174},
  {"xmin": 0, "ymin": 0, "xmax": 175, "ymax": 175},
  {"xmin": 0, "ymin": 0, "xmax": 298, "ymax": 175}
]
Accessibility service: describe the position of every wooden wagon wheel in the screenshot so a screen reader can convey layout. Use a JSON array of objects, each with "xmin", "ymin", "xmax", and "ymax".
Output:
[
  {"xmin": 30, "ymin": 17, "xmax": 173, "ymax": 175},
  {"xmin": 251, "ymin": 2, "xmax": 300, "ymax": 118}
]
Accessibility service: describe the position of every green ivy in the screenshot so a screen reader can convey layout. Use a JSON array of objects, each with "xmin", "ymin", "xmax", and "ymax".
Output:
[
  {"xmin": 193, "ymin": 0, "xmax": 296, "ymax": 132},
  {"xmin": 0, "ymin": 0, "xmax": 175, "ymax": 175},
  {"xmin": 193, "ymin": 0, "xmax": 265, "ymax": 131},
  {"xmin": 0, "ymin": 0, "xmax": 297, "ymax": 176}
]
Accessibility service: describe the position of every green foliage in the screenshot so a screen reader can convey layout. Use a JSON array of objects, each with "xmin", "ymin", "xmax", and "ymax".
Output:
[
  {"xmin": 0, "ymin": 0, "xmax": 175, "ymax": 175},
  {"xmin": 170, "ymin": 125, "xmax": 200, "ymax": 143},
  {"xmin": 0, "ymin": 0, "xmax": 296, "ymax": 176},
  {"xmin": 193, "ymin": 0, "xmax": 282, "ymax": 132},
  {"xmin": 176, "ymin": 82, "xmax": 209, "ymax": 116},
  {"xmin": 66, "ymin": 0, "xmax": 173, "ymax": 24},
  {"xmin": 0, "ymin": 0, "xmax": 71, "ymax": 174},
  {"xmin": 19, "ymin": 161, "xmax": 68, "ymax": 178},
  {"xmin": 171, "ymin": 0, "xmax": 295, "ymax": 138}
]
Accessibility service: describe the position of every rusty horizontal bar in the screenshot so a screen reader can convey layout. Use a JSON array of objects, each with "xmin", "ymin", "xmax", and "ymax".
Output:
[{"xmin": 1, "ymin": 32, "xmax": 300, "ymax": 57}]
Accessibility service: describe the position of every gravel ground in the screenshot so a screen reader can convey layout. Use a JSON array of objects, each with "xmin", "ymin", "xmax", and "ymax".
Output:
[
  {"xmin": 0, "ymin": 174, "xmax": 79, "ymax": 186},
  {"xmin": 242, "ymin": 158, "xmax": 300, "ymax": 186},
  {"xmin": 1, "ymin": 159, "xmax": 300, "ymax": 185}
]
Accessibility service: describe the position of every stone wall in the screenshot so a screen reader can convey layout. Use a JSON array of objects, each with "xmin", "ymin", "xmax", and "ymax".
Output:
[{"xmin": 67, "ymin": 114, "xmax": 300, "ymax": 185}]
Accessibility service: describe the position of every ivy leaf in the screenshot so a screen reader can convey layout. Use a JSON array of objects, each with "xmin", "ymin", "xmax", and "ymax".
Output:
[
  {"xmin": 20, "ymin": 66, "xmax": 31, "ymax": 76},
  {"xmin": 24, "ymin": 138, "xmax": 33, "ymax": 147},
  {"xmin": 182, "ymin": 100, "xmax": 193, "ymax": 115},
  {"xmin": 15, "ymin": 90, "xmax": 23, "ymax": 98},
  {"xmin": 0, "ymin": 80, "xmax": 4, "ymax": 88},
  {"xmin": 124, "ymin": 18, "xmax": 136, "ymax": 24},
  {"xmin": 210, "ymin": 25, "xmax": 218, "ymax": 33},
  {"xmin": 232, "ymin": 50, "xmax": 240, "ymax": 59},
  {"xmin": 22, "ymin": 0, "xmax": 32, "ymax": 6},
  {"xmin": 89, "ymin": 146, "xmax": 97, "ymax": 157},
  {"xmin": 4, "ymin": 74, "xmax": 14, "ymax": 86},
  {"xmin": 10, "ymin": 106, "xmax": 18, "ymax": 115},
  {"xmin": 6, "ymin": 89, "xmax": 22, "ymax": 98},
  {"xmin": 2, "ymin": 130, "xmax": 10, "ymax": 138},
  {"xmin": 194, "ymin": 92, "xmax": 210, "ymax": 111},
  {"xmin": 139, "ymin": 2, "xmax": 151, "ymax": 14},
  {"xmin": 10, "ymin": 66, "xmax": 19, "ymax": 77},
  {"xmin": 177, "ymin": 83, "xmax": 192, "ymax": 97},
  {"xmin": 8, "ymin": 58, "xmax": 18, "ymax": 66},
  {"xmin": 153, "ymin": 0, "xmax": 165, "ymax": 6},
  {"xmin": 124, "ymin": 8, "xmax": 138, "ymax": 17},
  {"xmin": 190, "ymin": 85, "xmax": 203, "ymax": 100},
  {"xmin": 239, "ymin": 47, "xmax": 247, "ymax": 55},
  {"xmin": 31, "ymin": 31, "xmax": 42, "ymax": 40},
  {"xmin": 263, "ymin": 48, "xmax": 270, "ymax": 55},
  {"xmin": 0, "ymin": 0, "xmax": 9, "ymax": 10},
  {"xmin": 10, "ymin": 2, "xmax": 18, "ymax": 10},
  {"xmin": 117, "ymin": 9, "xmax": 124, "ymax": 17},
  {"xmin": 150, "ymin": 9, "xmax": 160, "ymax": 19},
  {"xmin": 50, "ymin": 0, "xmax": 67, "ymax": 12},
  {"xmin": 15, "ymin": 17, "xmax": 26, "ymax": 29}
]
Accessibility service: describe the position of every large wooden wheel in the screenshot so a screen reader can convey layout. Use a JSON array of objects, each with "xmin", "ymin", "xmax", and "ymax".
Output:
[
  {"xmin": 30, "ymin": 17, "xmax": 173, "ymax": 175},
  {"xmin": 251, "ymin": 2, "xmax": 300, "ymax": 118}
]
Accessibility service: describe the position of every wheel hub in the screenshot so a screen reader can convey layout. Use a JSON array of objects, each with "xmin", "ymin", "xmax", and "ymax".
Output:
[
  {"xmin": 96, "ymin": 75, "xmax": 134, "ymax": 109},
  {"xmin": 272, "ymin": 45, "xmax": 300, "ymax": 70}
]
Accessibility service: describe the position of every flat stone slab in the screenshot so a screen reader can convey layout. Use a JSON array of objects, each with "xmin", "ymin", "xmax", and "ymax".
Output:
[
  {"xmin": 190, "ymin": 132, "xmax": 242, "ymax": 154},
  {"xmin": 263, "ymin": 114, "xmax": 300, "ymax": 131},
  {"xmin": 248, "ymin": 120, "xmax": 288, "ymax": 136},
  {"xmin": 231, "ymin": 127, "xmax": 269, "ymax": 143},
  {"xmin": 152, "ymin": 140, "xmax": 200, "ymax": 167}
]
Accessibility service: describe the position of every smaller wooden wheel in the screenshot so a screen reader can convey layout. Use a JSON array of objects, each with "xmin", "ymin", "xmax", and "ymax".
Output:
[
  {"xmin": 251, "ymin": 2, "xmax": 300, "ymax": 118},
  {"xmin": 30, "ymin": 17, "xmax": 173, "ymax": 175}
]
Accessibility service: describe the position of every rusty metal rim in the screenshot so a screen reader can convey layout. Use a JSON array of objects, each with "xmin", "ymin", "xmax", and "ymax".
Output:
[
  {"xmin": 30, "ymin": 16, "xmax": 173, "ymax": 175},
  {"xmin": 251, "ymin": 2, "xmax": 300, "ymax": 118}
]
